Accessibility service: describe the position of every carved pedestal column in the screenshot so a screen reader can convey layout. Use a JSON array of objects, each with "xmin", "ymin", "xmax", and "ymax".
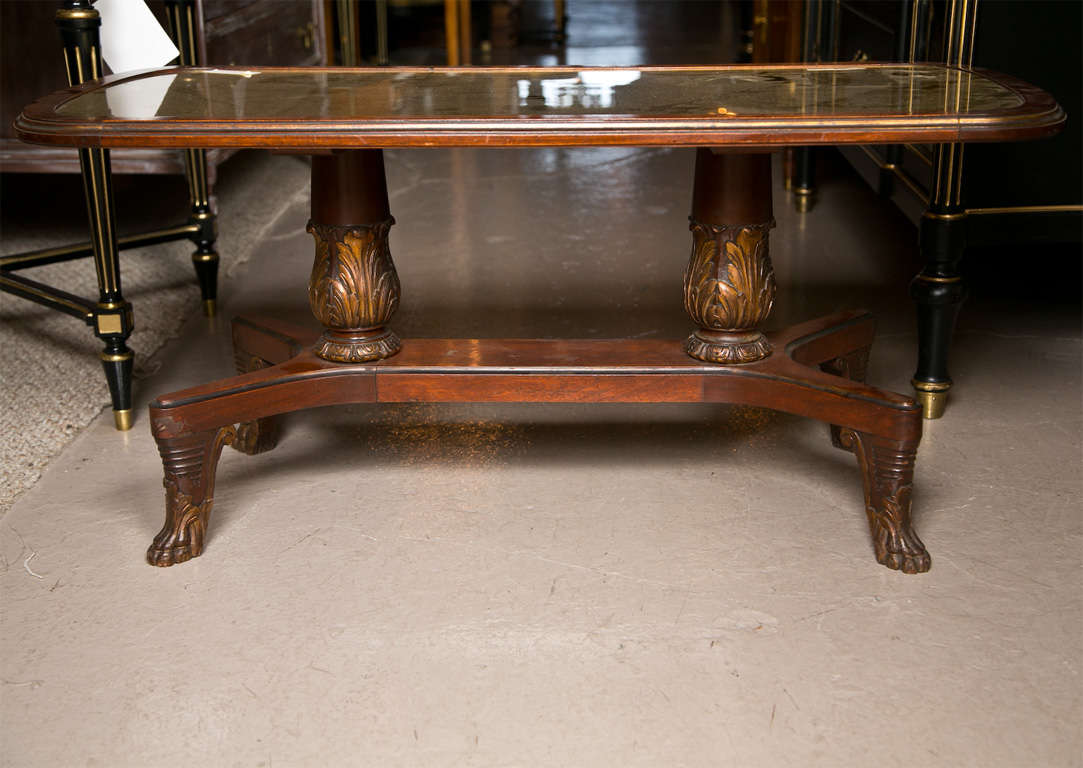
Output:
[
  {"xmin": 683, "ymin": 150, "xmax": 776, "ymax": 364},
  {"xmin": 308, "ymin": 150, "xmax": 401, "ymax": 363}
]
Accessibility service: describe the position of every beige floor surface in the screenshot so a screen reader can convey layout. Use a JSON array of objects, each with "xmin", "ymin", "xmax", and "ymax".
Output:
[{"xmin": 2, "ymin": 143, "xmax": 1080, "ymax": 767}]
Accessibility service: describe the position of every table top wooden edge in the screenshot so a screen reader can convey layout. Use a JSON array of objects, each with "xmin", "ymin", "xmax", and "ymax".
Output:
[{"xmin": 13, "ymin": 63, "xmax": 1066, "ymax": 150}]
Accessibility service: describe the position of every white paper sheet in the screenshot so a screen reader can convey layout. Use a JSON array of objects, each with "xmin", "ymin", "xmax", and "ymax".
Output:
[{"xmin": 96, "ymin": 0, "xmax": 179, "ymax": 75}]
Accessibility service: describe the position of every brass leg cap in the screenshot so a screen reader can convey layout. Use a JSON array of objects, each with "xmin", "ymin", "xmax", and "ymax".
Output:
[
  {"xmin": 793, "ymin": 187, "xmax": 814, "ymax": 214},
  {"xmin": 202, "ymin": 299, "xmax": 217, "ymax": 318},
  {"xmin": 912, "ymin": 379, "xmax": 951, "ymax": 419},
  {"xmin": 113, "ymin": 409, "xmax": 133, "ymax": 431},
  {"xmin": 915, "ymin": 390, "xmax": 948, "ymax": 419}
]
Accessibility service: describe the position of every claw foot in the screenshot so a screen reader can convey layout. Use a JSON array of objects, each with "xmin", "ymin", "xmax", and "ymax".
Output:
[
  {"xmin": 148, "ymin": 426, "xmax": 234, "ymax": 567},
  {"xmin": 147, "ymin": 478, "xmax": 209, "ymax": 566},
  {"xmin": 868, "ymin": 489, "xmax": 932, "ymax": 574},
  {"xmin": 841, "ymin": 428, "xmax": 931, "ymax": 574}
]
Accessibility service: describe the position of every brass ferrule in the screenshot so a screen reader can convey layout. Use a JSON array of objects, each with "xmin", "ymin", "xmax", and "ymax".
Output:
[
  {"xmin": 913, "ymin": 390, "xmax": 948, "ymax": 420},
  {"xmin": 113, "ymin": 409, "xmax": 133, "ymax": 431}
]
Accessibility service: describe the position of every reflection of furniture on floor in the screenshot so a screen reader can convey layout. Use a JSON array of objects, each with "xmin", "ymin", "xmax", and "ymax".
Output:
[
  {"xmin": 0, "ymin": 0, "xmax": 327, "ymax": 430},
  {"xmin": 16, "ymin": 65, "xmax": 1063, "ymax": 573},
  {"xmin": 793, "ymin": 0, "xmax": 1082, "ymax": 419}
]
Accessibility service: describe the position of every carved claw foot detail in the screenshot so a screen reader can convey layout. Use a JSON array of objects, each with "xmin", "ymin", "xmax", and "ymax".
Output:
[
  {"xmin": 148, "ymin": 426, "xmax": 235, "ymax": 567},
  {"xmin": 820, "ymin": 347, "xmax": 872, "ymax": 450},
  {"xmin": 231, "ymin": 354, "xmax": 280, "ymax": 455},
  {"xmin": 838, "ymin": 428, "xmax": 930, "ymax": 574}
]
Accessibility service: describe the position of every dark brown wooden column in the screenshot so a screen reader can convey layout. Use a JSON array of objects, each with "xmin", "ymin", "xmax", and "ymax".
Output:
[
  {"xmin": 682, "ymin": 149, "xmax": 776, "ymax": 364},
  {"xmin": 307, "ymin": 149, "xmax": 401, "ymax": 363}
]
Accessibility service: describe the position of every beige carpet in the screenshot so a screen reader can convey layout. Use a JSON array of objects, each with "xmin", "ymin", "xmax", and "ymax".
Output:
[{"xmin": 0, "ymin": 151, "xmax": 310, "ymax": 512}]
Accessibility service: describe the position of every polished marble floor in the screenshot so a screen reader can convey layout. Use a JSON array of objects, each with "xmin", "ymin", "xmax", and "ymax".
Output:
[{"xmin": 2, "ymin": 141, "xmax": 1080, "ymax": 766}]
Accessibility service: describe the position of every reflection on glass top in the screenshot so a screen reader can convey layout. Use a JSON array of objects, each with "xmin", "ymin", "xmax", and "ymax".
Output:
[{"xmin": 55, "ymin": 66, "xmax": 1023, "ymax": 123}]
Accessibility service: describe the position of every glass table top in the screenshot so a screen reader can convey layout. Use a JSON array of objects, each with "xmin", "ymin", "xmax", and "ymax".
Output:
[{"xmin": 17, "ymin": 65, "xmax": 1063, "ymax": 148}]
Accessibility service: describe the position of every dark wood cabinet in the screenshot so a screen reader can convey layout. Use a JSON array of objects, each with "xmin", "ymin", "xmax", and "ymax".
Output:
[{"xmin": 831, "ymin": 0, "xmax": 1081, "ymax": 241}]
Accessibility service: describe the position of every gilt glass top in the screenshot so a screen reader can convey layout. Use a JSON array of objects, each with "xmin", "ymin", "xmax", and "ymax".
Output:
[{"xmin": 16, "ymin": 65, "xmax": 1063, "ymax": 148}]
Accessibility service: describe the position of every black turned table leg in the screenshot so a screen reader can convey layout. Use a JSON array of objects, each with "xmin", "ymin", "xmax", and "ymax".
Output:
[
  {"xmin": 165, "ymin": 0, "xmax": 219, "ymax": 317},
  {"xmin": 57, "ymin": 1, "xmax": 135, "ymax": 431},
  {"xmin": 910, "ymin": 143, "xmax": 968, "ymax": 419},
  {"xmin": 790, "ymin": 147, "xmax": 815, "ymax": 213},
  {"xmin": 683, "ymin": 149, "xmax": 776, "ymax": 364}
]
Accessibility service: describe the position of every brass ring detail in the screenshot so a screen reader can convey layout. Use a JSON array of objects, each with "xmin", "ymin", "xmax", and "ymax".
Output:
[
  {"xmin": 916, "ymin": 274, "xmax": 961, "ymax": 283},
  {"xmin": 100, "ymin": 351, "xmax": 133, "ymax": 363},
  {"xmin": 911, "ymin": 379, "xmax": 952, "ymax": 393},
  {"xmin": 56, "ymin": 8, "xmax": 99, "ymax": 20},
  {"xmin": 922, "ymin": 210, "xmax": 967, "ymax": 221}
]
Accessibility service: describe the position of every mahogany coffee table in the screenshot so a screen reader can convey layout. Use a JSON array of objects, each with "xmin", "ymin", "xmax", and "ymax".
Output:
[{"xmin": 17, "ymin": 64, "xmax": 1063, "ymax": 573}]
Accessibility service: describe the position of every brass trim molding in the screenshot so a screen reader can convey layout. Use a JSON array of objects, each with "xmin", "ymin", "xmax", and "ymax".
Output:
[
  {"xmin": 966, "ymin": 204, "xmax": 1083, "ymax": 216},
  {"xmin": 856, "ymin": 145, "xmax": 931, "ymax": 205},
  {"xmin": 904, "ymin": 144, "xmax": 933, "ymax": 167}
]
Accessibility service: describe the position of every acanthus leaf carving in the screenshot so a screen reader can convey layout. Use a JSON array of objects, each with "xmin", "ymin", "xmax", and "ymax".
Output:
[
  {"xmin": 307, "ymin": 219, "xmax": 400, "ymax": 332},
  {"xmin": 683, "ymin": 220, "xmax": 776, "ymax": 331}
]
